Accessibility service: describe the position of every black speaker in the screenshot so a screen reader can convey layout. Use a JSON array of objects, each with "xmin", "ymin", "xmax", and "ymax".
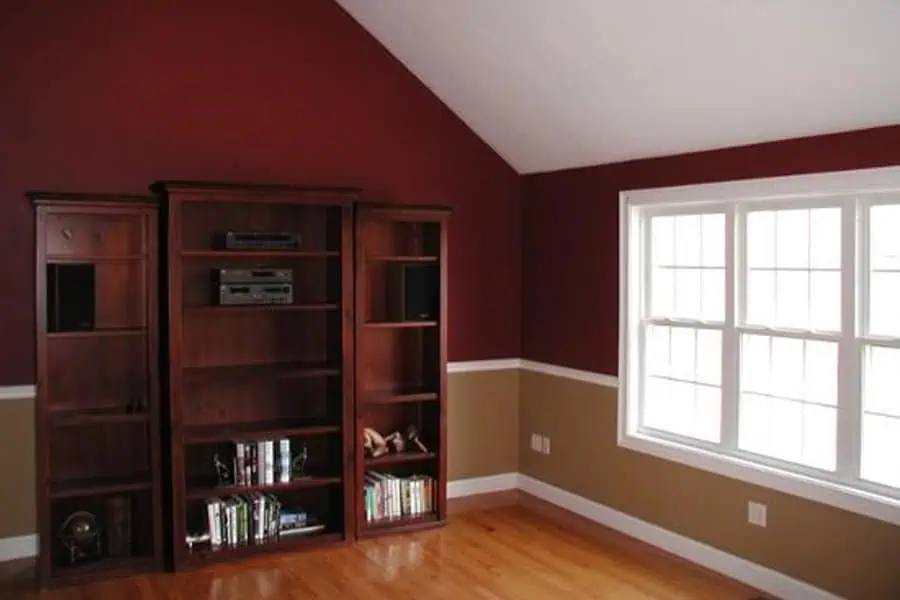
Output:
[
  {"xmin": 47, "ymin": 263, "xmax": 95, "ymax": 332},
  {"xmin": 399, "ymin": 264, "xmax": 438, "ymax": 321}
]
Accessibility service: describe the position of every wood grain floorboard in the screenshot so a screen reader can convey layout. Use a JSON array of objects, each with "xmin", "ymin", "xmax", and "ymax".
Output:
[{"xmin": 0, "ymin": 497, "xmax": 767, "ymax": 599}]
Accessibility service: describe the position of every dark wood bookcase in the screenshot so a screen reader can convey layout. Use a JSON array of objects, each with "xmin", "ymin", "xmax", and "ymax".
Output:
[
  {"xmin": 31, "ymin": 192, "xmax": 163, "ymax": 587},
  {"xmin": 353, "ymin": 204, "xmax": 450, "ymax": 538},
  {"xmin": 153, "ymin": 181, "xmax": 357, "ymax": 570}
]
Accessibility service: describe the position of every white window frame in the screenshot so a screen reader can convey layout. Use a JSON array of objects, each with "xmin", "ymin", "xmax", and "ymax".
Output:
[{"xmin": 618, "ymin": 165, "xmax": 900, "ymax": 527}]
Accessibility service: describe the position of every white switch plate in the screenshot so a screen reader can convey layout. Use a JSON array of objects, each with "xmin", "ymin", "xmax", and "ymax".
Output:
[
  {"xmin": 542, "ymin": 436, "xmax": 551, "ymax": 455},
  {"xmin": 748, "ymin": 501, "xmax": 767, "ymax": 527},
  {"xmin": 531, "ymin": 433, "xmax": 542, "ymax": 452}
]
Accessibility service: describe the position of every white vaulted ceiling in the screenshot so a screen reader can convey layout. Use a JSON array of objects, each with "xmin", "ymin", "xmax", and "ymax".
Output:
[{"xmin": 335, "ymin": 0, "xmax": 900, "ymax": 174}]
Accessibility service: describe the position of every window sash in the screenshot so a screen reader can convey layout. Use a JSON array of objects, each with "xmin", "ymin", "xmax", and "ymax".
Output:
[{"xmin": 632, "ymin": 193, "xmax": 900, "ymax": 501}]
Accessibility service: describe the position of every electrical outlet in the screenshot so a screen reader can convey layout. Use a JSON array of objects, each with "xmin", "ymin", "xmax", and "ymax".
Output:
[
  {"xmin": 542, "ymin": 436, "xmax": 551, "ymax": 455},
  {"xmin": 531, "ymin": 433, "xmax": 542, "ymax": 452},
  {"xmin": 747, "ymin": 501, "xmax": 767, "ymax": 527}
]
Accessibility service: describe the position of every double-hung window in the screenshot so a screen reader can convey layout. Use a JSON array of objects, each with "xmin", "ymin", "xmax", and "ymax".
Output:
[{"xmin": 619, "ymin": 166, "xmax": 900, "ymax": 524}]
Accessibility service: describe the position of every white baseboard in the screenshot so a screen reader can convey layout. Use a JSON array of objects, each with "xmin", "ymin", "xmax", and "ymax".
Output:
[
  {"xmin": 0, "ymin": 534, "xmax": 36, "ymax": 562},
  {"xmin": 447, "ymin": 472, "xmax": 518, "ymax": 498},
  {"xmin": 518, "ymin": 474, "xmax": 841, "ymax": 600}
]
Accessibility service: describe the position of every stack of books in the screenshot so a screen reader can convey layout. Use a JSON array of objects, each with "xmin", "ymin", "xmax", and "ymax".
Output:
[
  {"xmin": 199, "ymin": 495, "xmax": 325, "ymax": 550},
  {"xmin": 227, "ymin": 439, "xmax": 298, "ymax": 486},
  {"xmin": 363, "ymin": 472, "xmax": 434, "ymax": 523}
]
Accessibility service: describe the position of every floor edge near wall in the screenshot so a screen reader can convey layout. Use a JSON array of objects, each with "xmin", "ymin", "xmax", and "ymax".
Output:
[{"xmin": 0, "ymin": 472, "xmax": 841, "ymax": 600}]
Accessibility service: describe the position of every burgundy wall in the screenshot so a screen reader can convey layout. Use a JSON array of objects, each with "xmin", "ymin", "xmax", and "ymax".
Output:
[
  {"xmin": 522, "ymin": 125, "xmax": 900, "ymax": 374},
  {"xmin": 0, "ymin": 0, "xmax": 521, "ymax": 385}
]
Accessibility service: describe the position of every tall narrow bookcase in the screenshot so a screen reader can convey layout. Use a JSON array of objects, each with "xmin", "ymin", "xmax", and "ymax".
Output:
[
  {"xmin": 354, "ymin": 204, "xmax": 451, "ymax": 538},
  {"xmin": 31, "ymin": 192, "xmax": 163, "ymax": 587},
  {"xmin": 153, "ymin": 181, "xmax": 357, "ymax": 570}
]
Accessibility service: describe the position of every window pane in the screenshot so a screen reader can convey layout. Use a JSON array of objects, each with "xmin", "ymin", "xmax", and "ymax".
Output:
[
  {"xmin": 739, "ymin": 334, "xmax": 837, "ymax": 471},
  {"xmin": 870, "ymin": 203, "xmax": 900, "ymax": 271},
  {"xmin": 739, "ymin": 393, "xmax": 769, "ymax": 456},
  {"xmin": 776, "ymin": 209, "xmax": 810, "ymax": 269},
  {"xmin": 801, "ymin": 404, "xmax": 836, "ymax": 471},
  {"xmin": 864, "ymin": 346, "xmax": 900, "ymax": 417},
  {"xmin": 767, "ymin": 396, "xmax": 804, "ymax": 464},
  {"xmin": 869, "ymin": 272, "xmax": 900, "ymax": 337},
  {"xmin": 701, "ymin": 214, "xmax": 725, "ymax": 267},
  {"xmin": 694, "ymin": 386, "xmax": 722, "ymax": 443},
  {"xmin": 805, "ymin": 341, "xmax": 837, "ymax": 406},
  {"xmin": 861, "ymin": 414, "xmax": 900, "ymax": 489},
  {"xmin": 696, "ymin": 329, "xmax": 722, "ymax": 386},
  {"xmin": 809, "ymin": 207, "xmax": 841, "ymax": 269},
  {"xmin": 770, "ymin": 337, "xmax": 804, "ymax": 400},
  {"xmin": 700, "ymin": 269, "xmax": 724, "ymax": 321},
  {"xmin": 645, "ymin": 324, "xmax": 671, "ymax": 378},
  {"xmin": 651, "ymin": 216, "xmax": 674, "ymax": 266},
  {"xmin": 675, "ymin": 269, "xmax": 702, "ymax": 320},
  {"xmin": 669, "ymin": 327, "xmax": 695, "ymax": 381},
  {"xmin": 650, "ymin": 212, "xmax": 724, "ymax": 321},
  {"xmin": 674, "ymin": 215, "xmax": 702, "ymax": 266},
  {"xmin": 809, "ymin": 271, "xmax": 840, "ymax": 332},
  {"xmin": 746, "ymin": 270, "xmax": 775, "ymax": 325},
  {"xmin": 651, "ymin": 268, "xmax": 674, "ymax": 317},
  {"xmin": 775, "ymin": 270, "xmax": 809, "ymax": 329},
  {"xmin": 741, "ymin": 334, "xmax": 770, "ymax": 394},
  {"xmin": 747, "ymin": 211, "xmax": 775, "ymax": 269}
]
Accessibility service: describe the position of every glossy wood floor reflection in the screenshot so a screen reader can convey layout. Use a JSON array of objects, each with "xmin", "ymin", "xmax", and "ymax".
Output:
[{"xmin": 4, "ymin": 498, "xmax": 764, "ymax": 600}]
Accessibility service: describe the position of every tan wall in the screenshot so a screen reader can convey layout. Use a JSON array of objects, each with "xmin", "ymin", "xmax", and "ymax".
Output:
[
  {"xmin": 0, "ymin": 370, "xmax": 518, "ymax": 541},
  {"xmin": 0, "ymin": 398, "xmax": 36, "ymax": 539},
  {"xmin": 448, "ymin": 369, "xmax": 519, "ymax": 480},
  {"xmin": 519, "ymin": 369, "xmax": 900, "ymax": 600}
]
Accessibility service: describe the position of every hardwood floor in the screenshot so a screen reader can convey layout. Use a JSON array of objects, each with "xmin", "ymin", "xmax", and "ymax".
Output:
[{"xmin": 2, "ymin": 496, "xmax": 765, "ymax": 600}]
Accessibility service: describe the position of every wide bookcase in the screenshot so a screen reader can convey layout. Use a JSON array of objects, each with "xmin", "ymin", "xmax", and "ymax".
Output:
[
  {"xmin": 31, "ymin": 192, "xmax": 164, "ymax": 587},
  {"xmin": 153, "ymin": 181, "xmax": 358, "ymax": 570},
  {"xmin": 354, "ymin": 204, "xmax": 450, "ymax": 537}
]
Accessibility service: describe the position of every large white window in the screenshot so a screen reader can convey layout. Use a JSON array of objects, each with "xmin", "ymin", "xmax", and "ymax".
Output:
[{"xmin": 619, "ymin": 166, "xmax": 900, "ymax": 525}]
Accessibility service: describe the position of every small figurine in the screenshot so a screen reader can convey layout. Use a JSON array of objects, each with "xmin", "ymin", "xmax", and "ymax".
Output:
[
  {"xmin": 292, "ymin": 443, "xmax": 309, "ymax": 478},
  {"xmin": 363, "ymin": 427, "xmax": 389, "ymax": 457},
  {"xmin": 213, "ymin": 453, "xmax": 231, "ymax": 485},
  {"xmin": 406, "ymin": 425, "xmax": 428, "ymax": 453}
]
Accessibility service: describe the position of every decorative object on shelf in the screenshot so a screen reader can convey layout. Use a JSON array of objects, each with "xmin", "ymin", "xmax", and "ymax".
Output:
[
  {"xmin": 384, "ymin": 431, "xmax": 406, "ymax": 453},
  {"xmin": 364, "ymin": 425, "xmax": 430, "ymax": 457},
  {"xmin": 363, "ymin": 427, "xmax": 389, "ymax": 458},
  {"xmin": 59, "ymin": 511, "xmax": 102, "ymax": 565},
  {"xmin": 213, "ymin": 453, "xmax": 232, "ymax": 486},
  {"xmin": 185, "ymin": 532, "xmax": 211, "ymax": 551},
  {"xmin": 291, "ymin": 442, "xmax": 309, "ymax": 478},
  {"xmin": 406, "ymin": 425, "xmax": 429, "ymax": 453}
]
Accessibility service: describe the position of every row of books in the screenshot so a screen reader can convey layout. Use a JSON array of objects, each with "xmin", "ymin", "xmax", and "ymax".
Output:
[
  {"xmin": 203, "ymin": 493, "xmax": 322, "ymax": 549},
  {"xmin": 363, "ymin": 472, "xmax": 435, "ymax": 522},
  {"xmin": 229, "ymin": 439, "xmax": 299, "ymax": 487}
]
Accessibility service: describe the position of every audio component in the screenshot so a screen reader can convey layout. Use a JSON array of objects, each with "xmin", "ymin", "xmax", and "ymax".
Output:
[
  {"xmin": 213, "ymin": 268, "xmax": 293, "ymax": 305},
  {"xmin": 216, "ymin": 231, "xmax": 302, "ymax": 250}
]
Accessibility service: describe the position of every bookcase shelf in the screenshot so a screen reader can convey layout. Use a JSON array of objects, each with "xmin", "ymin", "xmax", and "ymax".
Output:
[
  {"xmin": 354, "ymin": 204, "xmax": 450, "ymax": 538},
  {"xmin": 155, "ymin": 181, "xmax": 357, "ymax": 571},
  {"xmin": 364, "ymin": 452, "xmax": 437, "ymax": 466},
  {"xmin": 31, "ymin": 192, "xmax": 164, "ymax": 587},
  {"xmin": 183, "ymin": 421, "xmax": 341, "ymax": 444}
]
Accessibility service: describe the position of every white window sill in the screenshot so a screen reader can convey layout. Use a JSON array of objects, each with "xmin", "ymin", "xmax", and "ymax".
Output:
[{"xmin": 618, "ymin": 429, "xmax": 900, "ymax": 527}]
